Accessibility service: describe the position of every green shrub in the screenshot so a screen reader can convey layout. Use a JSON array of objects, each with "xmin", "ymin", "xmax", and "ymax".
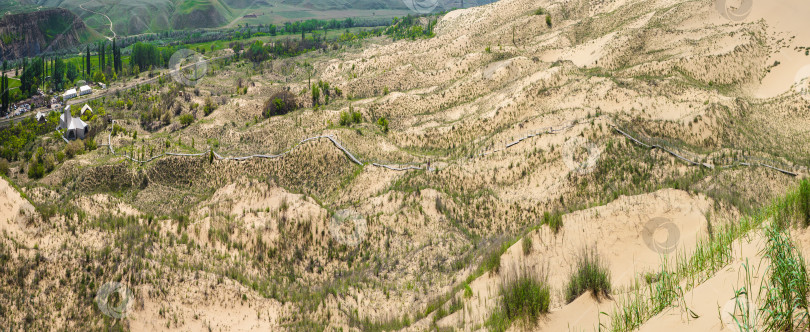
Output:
[
  {"xmin": 203, "ymin": 97, "xmax": 216, "ymax": 116},
  {"xmin": 0, "ymin": 158, "xmax": 8, "ymax": 176},
  {"xmin": 546, "ymin": 15, "xmax": 552, "ymax": 28},
  {"xmin": 339, "ymin": 111, "xmax": 351, "ymax": 126},
  {"xmin": 464, "ymin": 283, "xmax": 473, "ymax": 298},
  {"xmin": 85, "ymin": 138, "xmax": 97, "ymax": 151},
  {"xmin": 179, "ymin": 114, "xmax": 194, "ymax": 127},
  {"xmin": 262, "ymin": 91, "xmax": 298, "ymax": 117},
  {"xmin": 64, "ymin": 140, "xmax": 85, "ymax": 159},
  {"xmin": 487, "ymin": 267, "xmax": 550, "ymax": 330},
  {"xmin": 27, "ymin": 159, "xmax": 44, "ymax": 179},
  {"xmin": 542, "ymin": 211, "xmax": 563, "ymax": 233},
  {"xmin": 522, "ymin": 235, "xmax": 533, "ymax": 255},
  {"xmin": 339, "ymin": 108, "xmax": 363, "ymax": 126},
  {"xmin": 565, "ymin": 248, "xmax": 611, "ymax": 303},
  {"xmin": 482, "ymin": 246, "xmax": 502, "ymax": 274},
  {"xmin": 351, "ymin": 111, "xmax": 362, "ymax": 123},
  {"xmin": 534, "ymin": 7, "xmax": 546, "ymax": 15},
  {"xmin": 377, "ymin": 117, "xmax": 389, "ymax": 133}
]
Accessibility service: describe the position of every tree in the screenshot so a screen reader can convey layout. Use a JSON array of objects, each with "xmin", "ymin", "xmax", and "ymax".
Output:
[
  {"xmin": 98, "ymin": 41, "xmax": 106, "ymax": 73},
  {"xmin": 93, "ymin": 70, "xmax": 106, "ymax": 84},
  {"xmin": 179, "ymin": 113, "xmax": 194, "ymax": 126},
  {"xmin": 112, "ymin": 38, "xmax": 120, "ymax": 74},
  {"xmin": 130, "ymin": 42, "xmax": 162, "ymax": 70},
  {"xmin": 66, "ymin": 61, "xmax": 79, "ymax": 83},
  {"xmin": 1, "ymin": 61, "xmax": 7, "ymax": 117},
  {"xmin": 51, "ymin": 58, "xmax": 66, "ymax": 90},
  {"xmin": 245, "ymin": 41, "xmax": 268, "ymax": 63},
  {"xmin": 86, "ymin": 46, "xmax": 91, "ymax": 77},
  {"xmin": 311, "ymin": 84, "xmax": 320, "ymax": 107},
  {"xmin": 20, "ymin": 57, "xmax": 43, "ymax": 96}
]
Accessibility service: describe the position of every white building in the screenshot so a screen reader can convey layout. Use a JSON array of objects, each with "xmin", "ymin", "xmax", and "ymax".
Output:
[
  {"xmin": 36, "ymin": 112, "xmax": 48, "ymax": 124},
  {"xmin": 80, "ymin": 104, "xmax": 93, "ymax": 115},
  {"xmin": 63, "ymin": 88, "xmax": 77, "ymax": 100},
  {"xmin": 79, "ymin": 85, "xmax": 92, "ymax": 96},
  {"xmin": 59, "ymin": 105, "xmax": 90, "ymax": 140}
]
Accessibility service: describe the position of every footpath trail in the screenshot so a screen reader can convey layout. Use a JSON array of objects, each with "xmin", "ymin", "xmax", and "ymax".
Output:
[{"xmin": 78, "ymin": 0, "xmax": 116, "ymax": 40}]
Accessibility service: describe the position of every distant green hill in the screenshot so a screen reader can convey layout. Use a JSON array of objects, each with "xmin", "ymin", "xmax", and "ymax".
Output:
[
  {"xmin": 0, "ymin": 7, "xmax": 102, "ymax": 59},
  {"xmin": 20, "ymin": 0, "xmax": 419, "ymax": 37}
]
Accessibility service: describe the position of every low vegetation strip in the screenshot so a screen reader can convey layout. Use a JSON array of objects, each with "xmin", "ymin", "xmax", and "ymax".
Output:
[
  {"xmin": 613, "ymin": 125, "xmax": 802, "ymax": 177},
  {"xmin": 106, "ymin": 120, "xmax": 427, "ymax": 171}
]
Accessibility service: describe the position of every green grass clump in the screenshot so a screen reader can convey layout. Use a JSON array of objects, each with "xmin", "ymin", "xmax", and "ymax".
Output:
[
  {"xmin": 482, "ymin": 246, "xmax": 502, "ymax": 274},
  {"xmin": 522, "ymin": 235, "xmax": 532, "ymax": 255},
  {"xmin": 565, "ymin": 248, "xmax": 611, "ymax": 303},
  {"xmin": 799, "ymin": 179, "xmax": 810, "ymax": 227},
  {"xmin": 761, "ymin": 224, "xmax": 810, "ymax": 331},
  {"xmin": 486, "ymin": 266, "xmax": 550, "ymax": 331},
  {"xmin": 543, "ymin": 211, "xmax": 563, "ymax": 234}
]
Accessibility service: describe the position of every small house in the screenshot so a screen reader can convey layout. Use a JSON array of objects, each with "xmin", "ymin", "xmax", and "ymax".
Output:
[
  {"xmin": 63, "ymin": 88, "xmax": 77, "ymax": 100},
  {"xmin": 36, "ymin": 112, "xmax": 47, "ymax": 124},
  {"xmin": 79, "ymin": 85, "xmax": 92, "ymax": 96},
  {"xmin": 80, "ymin": 104, "xmax": 93, "ymax": 116}
]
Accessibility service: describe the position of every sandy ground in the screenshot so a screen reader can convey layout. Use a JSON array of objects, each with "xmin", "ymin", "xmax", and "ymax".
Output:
[
  {"xmin": 0, "ymin": 177, "xmax": 36, "ymax": 245},
  {"xmin": 746, "ymin": 0, "xmax": 810, "ymax": 98},
  {"xmin": 639, "ymin": 232, "xmax": 768, "ymax": 332},
  {"xmin": 437, "ymin": 188, "xmax": 713, "ymax": 330}
]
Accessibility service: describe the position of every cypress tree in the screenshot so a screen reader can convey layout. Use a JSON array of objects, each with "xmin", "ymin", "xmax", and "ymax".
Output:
[
  {"xmin": 1, "ymin": 61, "xmax": 7, "ymax": 117},
  {"xmin": 86, "ymin": 46, "xmax": 91, "ymax": 77},
  {"xmin": 112, "ymin": 39, "xmax": 118, "ymax": 73}
]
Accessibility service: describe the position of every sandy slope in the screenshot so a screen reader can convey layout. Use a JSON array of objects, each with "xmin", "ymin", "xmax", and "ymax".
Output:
[
  {"xmin": 638, "ymin": 233, "xmax": 768, "ymax": 332},
  {"xmin": 747, "ymin": 0, "xmax": 810, "ymax": 98},
  {"xmin": 437, "ymin": 189, "xmax": 713, "ymax": 330},
  {"xmin": 0, "ymin": 177, "xmax": 36, "ymax": 245}
]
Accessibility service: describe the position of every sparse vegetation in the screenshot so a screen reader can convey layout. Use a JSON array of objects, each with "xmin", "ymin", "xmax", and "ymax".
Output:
[
  {"xmin": 486, "ymin": 266, "xmax": 550, "ymax": 331},
  {"xmin": 565, "ymin": 248, "xmax": 611, "ymax": 303},
  {"xmin": 262, "ymin": 90, "xmax": 298, "ymax": 117},
  {"xmin": 521, "ymin": 235, "xmax": 532, "ymax": 255}
]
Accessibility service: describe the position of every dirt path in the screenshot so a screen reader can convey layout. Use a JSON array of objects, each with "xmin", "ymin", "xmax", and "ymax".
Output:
[{"xmin": 78, "ymin": 0, "xmax": 116, "ymax": 40}]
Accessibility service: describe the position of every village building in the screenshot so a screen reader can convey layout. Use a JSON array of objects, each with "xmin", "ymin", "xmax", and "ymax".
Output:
[
  {"xmin": 59, "ymin": 105, "xmax": 90, "ymax": 140},
  {"xmin": 36, "ymin": 111, "xmax": 47, "ymax": 124},
  {"xmin": 63, "ymin": 88, "xmax": 77, "ymax": 100},
  {"xmin": 79, "ymin": 85, "xmax": 92, "ymax": 96}
]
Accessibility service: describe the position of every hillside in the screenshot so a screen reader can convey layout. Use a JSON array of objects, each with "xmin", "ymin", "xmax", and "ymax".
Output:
[
  {"xmin": 28, "ymin": 0, "xmax": 420, "ymax": 37},
  {"xmin": 0, "ymin": 8, "xmax": 99, "ymax": 59},
  {"xmin": 1, "ymin": 0, "xmax": 810, "ymax": 331}
]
